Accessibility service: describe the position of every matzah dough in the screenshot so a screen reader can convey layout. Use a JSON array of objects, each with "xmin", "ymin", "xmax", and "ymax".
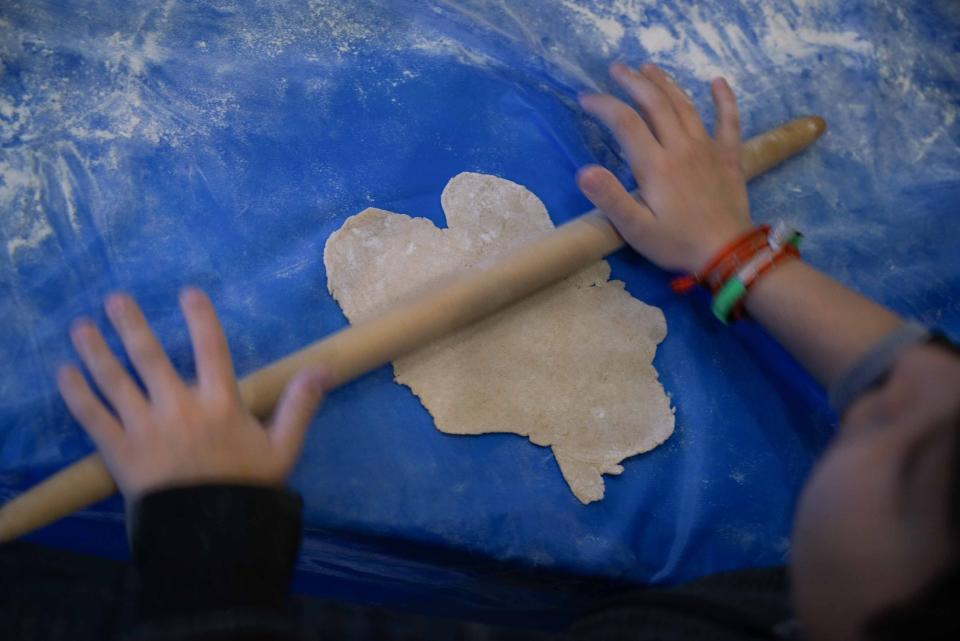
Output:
[{"xmin": 323, "ymin": 172, "xmax": 674, "ymax": 503}]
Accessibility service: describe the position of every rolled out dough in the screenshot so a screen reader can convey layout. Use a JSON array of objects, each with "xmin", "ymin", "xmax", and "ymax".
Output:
[{"xmin": 323, "ymin": 172, "xmax": 674, "ymax": 503}]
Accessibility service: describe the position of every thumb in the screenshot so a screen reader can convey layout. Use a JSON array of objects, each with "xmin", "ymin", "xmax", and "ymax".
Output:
[
  {"xmin": 268, "ymin": 366, "xmax": 331, "ymax": 473},
  {"xmin": 576, "ymin": 165, "xmax": 654, "ymax": 242}
]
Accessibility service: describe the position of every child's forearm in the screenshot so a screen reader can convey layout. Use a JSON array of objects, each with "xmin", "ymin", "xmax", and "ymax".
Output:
[{"xmin": 744, "ymin": 260, "xmax": 903, "ymax": 389}]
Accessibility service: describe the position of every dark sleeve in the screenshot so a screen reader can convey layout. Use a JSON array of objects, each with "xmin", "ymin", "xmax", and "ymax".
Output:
[
  {"xmin": 566, "ymin": 566, "xmax": 794, "ymax": 641},
  {"xmin": 128, "ymin": 484, "xmax": 303, "ymax": 641}
]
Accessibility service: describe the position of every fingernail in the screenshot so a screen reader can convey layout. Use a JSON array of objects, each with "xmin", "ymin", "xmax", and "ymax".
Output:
[
  {"xmin": 105, "ymin": 293, "xmax": 126, "ymax": 318},
  {"xmin": 180, "ymin": 286, "xmax": 201, "ymax": 307},
  {"xmin": 70, "ymin": 317, "xmax": 92, "ymax": 336},
  {"xmin": 576, "ymin": 167, "xmax": 595, "ymax": 193},
  {"xmin": 580, "ymin": 174, "xmax": 605, "ymax": 198}
]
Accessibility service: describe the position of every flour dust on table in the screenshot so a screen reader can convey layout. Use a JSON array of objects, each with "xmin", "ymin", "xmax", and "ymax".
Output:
[{"xmin": 324, "ymin": 173, "xmax": 675, "ymax": 503}]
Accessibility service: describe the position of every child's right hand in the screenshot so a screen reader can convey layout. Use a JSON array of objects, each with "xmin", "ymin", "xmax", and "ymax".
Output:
[
  {"xmin": 57, "ymin": 288, "xmax": 330, "ymax": 500},
  {"xmin": 577, "ymin": 63, "xmax": 753, "ymax": 274}
]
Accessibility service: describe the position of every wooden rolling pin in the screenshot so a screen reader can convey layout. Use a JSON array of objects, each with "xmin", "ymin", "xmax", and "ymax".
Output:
[{"xmin": 0, "ymin": 115, "xmax": 826, "ymax": 543}]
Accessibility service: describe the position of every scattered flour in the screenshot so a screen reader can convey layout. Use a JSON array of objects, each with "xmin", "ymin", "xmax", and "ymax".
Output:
[
  {"xmin": 102, "ymin": 30, "xmax": 166, "ymax": 76},
  {"xmin": 55, "ymin": 154, "xmax": 81, "ymax": 232},
  {"xmin": 760, "ymin": 6, "xmax": 872, "ymax": 64},
  {"xmin": 556, "ymin": 0, "xmax": 626, "ymax": 54},
  {"xmin": 6, "ymin": 219, "xmax": 53, "ymax": 256},
  {"xmin": 0, "ymin": 0, "xmax": 956, "ymax": 266},
  {"xmin": 409, "ymin": 33, "xmax": 498, "ymax": 69},
  {"xmin": 0, "ymin": 157, "xmax": 53, "ymax": 258},
  {"xmin": 638, "ymin": 26, "xmax": 677, "ymax": 54}
]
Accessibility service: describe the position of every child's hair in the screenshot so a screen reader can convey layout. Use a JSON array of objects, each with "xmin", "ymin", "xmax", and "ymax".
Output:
[{"xmin": 863, "ymin": 336, "xmax": 960, "ymax": 641}]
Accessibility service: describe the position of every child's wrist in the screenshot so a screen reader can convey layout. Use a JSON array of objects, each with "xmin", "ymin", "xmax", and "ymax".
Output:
[
  {"xmin": 687, "ymin": 223, "xmax": 756, "ymax": 273},
  {"xmin": 672, "ymin": 221, "xmax": 803, "ymax": 324}
]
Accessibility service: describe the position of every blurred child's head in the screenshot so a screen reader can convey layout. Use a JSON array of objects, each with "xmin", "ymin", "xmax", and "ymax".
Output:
[{"xmin": 791, "ymin": 340, "xmax": 960, "ymax": 641}]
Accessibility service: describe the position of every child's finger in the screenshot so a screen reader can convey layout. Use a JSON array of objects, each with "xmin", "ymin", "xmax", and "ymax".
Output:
[
  {"xmin": 57, "ymin": 364, "xmax": 124, "ymax": 454},
  {"xmin": 577, "ymin": 165, "xmax": 655, "ymax": 240},
  {"xmin": 179, "ymin": 287, "xmax": 239, "ymax": 403},
  {"xmin": 70, "ymin": 319, "xmax": 149, "ymax": 422},
  {"xmin": 711, "ymin": 77, "xmax": 741, "ymax": 151},
  {"xmin": 579, "ymin": 92, "xmax": 660, "ymax": 178},
  {"xmin": 268, "ymin": 367, "xmax": 331, "ymax": 474},
  {"xmin": 640, "ymin": 64, "xmax": 709, "ymax": 140},
  {"xmin": 609, "ymin": 62, "xmax": 685, "ymax": 147},
  {"xmin": 105, "ymin": 293, "xmax": 184, "ymax": 403}
]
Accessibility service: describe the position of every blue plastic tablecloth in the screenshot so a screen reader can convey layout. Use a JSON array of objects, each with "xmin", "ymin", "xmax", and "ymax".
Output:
[{"xmin": 2, "ymin": 0, "xmax": 958, "ymax": 624}]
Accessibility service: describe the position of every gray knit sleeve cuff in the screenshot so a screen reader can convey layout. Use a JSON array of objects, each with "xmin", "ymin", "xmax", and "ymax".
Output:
[{"xmin": 829, "ymin": 322, "xmax": 930, "ymax": 415}]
